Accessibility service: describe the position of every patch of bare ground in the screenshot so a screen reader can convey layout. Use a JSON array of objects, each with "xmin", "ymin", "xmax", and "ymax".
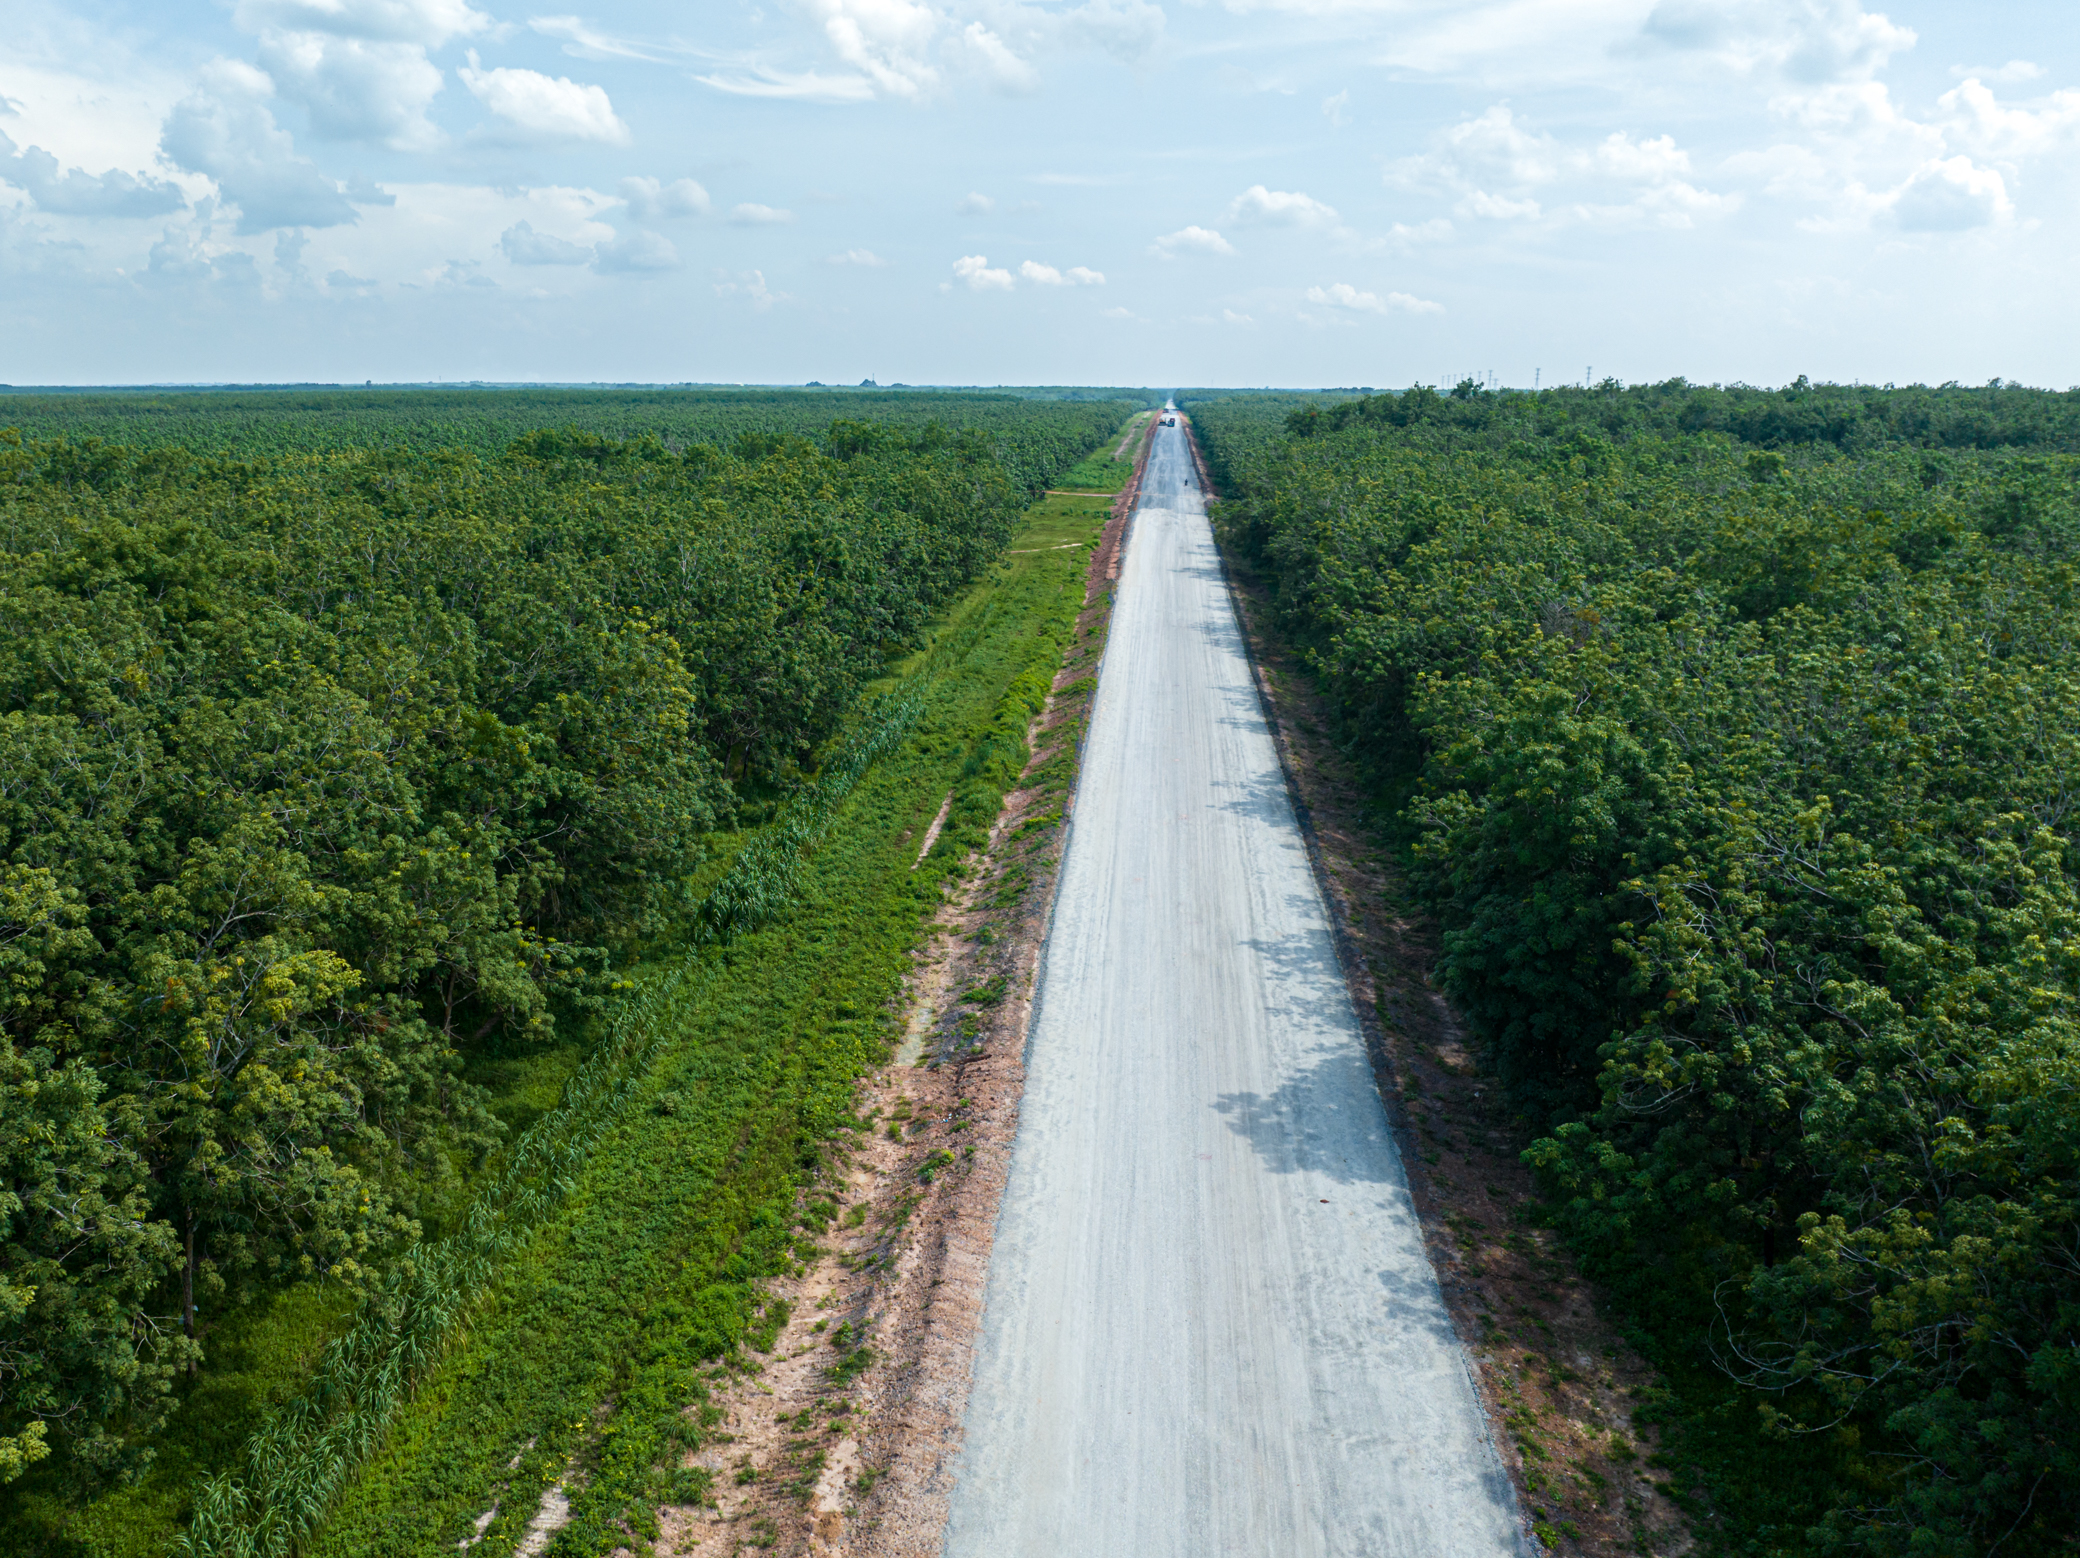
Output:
[
  {"xmin": 1180, "ymin": 419, "xmax": 1693, "ymax": 1558},
  {"xmin": 645, "ymin": 455, "xmax": 1143, "ymax": 1558}
]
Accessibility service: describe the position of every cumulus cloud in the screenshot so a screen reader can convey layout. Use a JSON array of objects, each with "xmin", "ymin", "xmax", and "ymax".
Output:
[
  {"xmin": 826, "ymin": 247, "xmax": 888, "ymax": 264},
  {"xmin": 620, "ymin": 176, "xmax": 710, "ymax": 219},
  {"xmin": 500, "ymin": 219, "xmax": 591, "ymax": 264},
  {"xmin": 0, "ymin": 130, "xmax": 187, "ymax": 218},
  {"xmin": 956, "ymin": 191, "xmax": 996, "ymax": 214},
  {"xmin": 1305, "ymin": 281, "xmax": 1443, "ymax": 315},
  {"xmin": 1390, "ymin": 106, "xmax": 1737, "ymax": 229},
  {"xmin": 714, "ymin": 268, "xmax": 786, "ymax": 309},
  {"xmin": 593, "ymin": 228, "xmax": 679, "ymax": 271},
  {"xmin": 1152, "ymin": 224, "xmax": 1235, "ymax": 257},
  {"xmin": 160, "ymin": 60, "xmax": 358, "ymax": 233},
  {"xmin": 1228, "ymin": 184, "xmax": 1341, "ymax": 227},
  {"xmin": 718, "ymin": 0, "xmax": 1159, "ymax": 107},
  {"xmin": 1019, "ymin": 259, "xmax": 1104, "ymax": 285},
  {"xmin": 948, "ymin": 20, "xmax": 1039, "ymax": 93},
  {"xmin": 257, "ymin": 35, "xmax": 443, "ymax": 148},
  {"xmin": 1887, "ymin": 155, "xmax": 2011, "ymax": 231},
  {"xmin": 952, "ymin": 252, "xmax": 1012, "ymax": 289},
  {"xmin": 1636, "ymin": 0, "xmax": 1915, "ymax": 83},
  {"xmin": 1937, "ymin": 78, "xmax": 2080, "ymax": 159},
  {"xmin": 815, "ymin": 0, "xmax": 943, "ymax": 100},
  {"xmin": 728, "ymin": 202, "xmax": 796, "ymax": 225},
  {"xmin": 459, "ymin": 52, "xmax": 630, "ymax": 143},
  {"xmin": 237, "ymin": 0, "xmax": 488, "ymax": 150}
]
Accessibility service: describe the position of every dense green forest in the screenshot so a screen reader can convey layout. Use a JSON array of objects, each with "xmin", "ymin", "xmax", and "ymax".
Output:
[
  {"xmin": 1187, "ymin": 379, "xmax": 2080, "ymax": 1557},
  {"xmin": 0, "ymin": 387, "xmax": 1159, "ymax": 486},
  {"xmin": 0, "ymin": 394, "xmax": 1123, "ymax": 1513}
]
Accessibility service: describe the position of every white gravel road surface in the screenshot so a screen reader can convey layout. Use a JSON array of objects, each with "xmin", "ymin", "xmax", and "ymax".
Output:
[{"xmin": 942, "ymin": 419, "xmax": 1525, "ymax": 1558}]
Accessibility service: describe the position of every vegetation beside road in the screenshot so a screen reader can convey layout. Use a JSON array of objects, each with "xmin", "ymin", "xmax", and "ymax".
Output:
[
  {"xmin": 1188, "ymin": 379, "xmax": 2080, "ymax": 1557},
  {"xmin": 0, "ymin": 393, "xmax": 1127, "ymax": 1553},
  {"xmin": 0, "ymin": 387, "xmax": 1158, "ymax": 483}
]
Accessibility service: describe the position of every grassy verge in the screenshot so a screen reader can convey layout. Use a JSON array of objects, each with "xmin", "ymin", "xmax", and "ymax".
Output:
[
  {"xmin": 1051, "ymin": 409, "xmax": 1150, "ymax": 492},
  {"xmin": 159, "ymin": 489, "xmax": 1100, "ymax": 1558}
]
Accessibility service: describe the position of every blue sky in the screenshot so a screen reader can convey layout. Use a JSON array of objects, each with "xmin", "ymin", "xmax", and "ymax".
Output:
[{"xmin": 2, "ymin": 0, "xmax": 2074, "ymax": 387}]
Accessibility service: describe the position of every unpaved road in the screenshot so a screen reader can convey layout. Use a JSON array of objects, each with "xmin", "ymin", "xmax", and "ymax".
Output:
[{"xmin": 942, "ymin": 419, "xmax": 1525, "ymax": 1557}]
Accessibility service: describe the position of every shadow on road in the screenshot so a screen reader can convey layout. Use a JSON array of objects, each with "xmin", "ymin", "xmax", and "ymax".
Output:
[{"xmin": 1210, "ymin": 1047, "xmax": 1395, "ymax": 1187}]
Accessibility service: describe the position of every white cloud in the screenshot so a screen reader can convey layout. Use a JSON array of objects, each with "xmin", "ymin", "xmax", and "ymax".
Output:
[
  {"xmin": 500, "ymin": 218, "xmax": 590, "ymax": 264},
  {"xmin": 1228, "ymin": 184, "xmax": 1340, "ymax": 227},
  {"xmin": 714, "ymin": 267, "xmax": 786, "ymax": 309},
  {"xmin": 1305, "ymin": 281, "xmax": 1443, "ymax": 315},
  {"xmin": 813, "ymin": 0, "xmax": 944, "ymax": 100},
  {"xmin": 1458, "ymin": 189, "xmax": 1541, "ymax": 220},
  {"xmin": 1637, "ymin": 0, "xmax": 1915, "ymax": 84},
  {"xmin": 826, "ymin": 247, "xmax": 888, "ymax": 264},
  {"xmin": 950, "ymin": 20, "xmax": 1040, "ymax": 93},
  {"xmin": 1019, "ymin": 259, "xmax": 1104, "ymax": 284},
  {"xmin": 956, "ymin": 190, "xmax": 996, "ymax": 214},
  {"xmin": 952, "ymin": 252, "xmax": 1012, "ymax": 289},
  {"xmin": 728, "ymin": 202, "xmax": 795, "ymax": 225},
  {"xmin": 258, "ymin": 34, "xmax": 446, "ymax": 149},
  {"xmin": 1223, "ymin": 307, "xmax": 1255, "ymax": 325},
  {"xmin": 1951, "ymin": 60, "xmax": 2042, "ymax": 85},
  {"xmin": 620, "ymin": 176, "xmax": 710, "ymax": 219},
  {"xmin": 235, "ymin": 0, "xmax": 488, "ymax": 151},
  {"xmin": 1322, "ymin": 88, "xmax": 1350, "ymax": 127},
  {"xmin": 0, "ymin": 129, "xmax": 185, "ymax": 217},
  {"xmin": 592, "ymin": 227, "xmax": 679, "ymax": 271},
  {"xmin": 233, "ymin": 0, "xmax": 488, "ymax": 46},
  {"xmin": 723, "ymin": 0, "xmax": 1158, "ymax": 107},
  {"xmin": 694, "ymin": 67, "xmax": 877, "ymax": 103},
  {"xmin": 1384, "ymin": 217, "xmax": 1454, "ymax": 245},
  {"xmin": 459, "ymin": 52, "xmax": 630, "ymax": 143},
  {"xmin": 530, "ymin": 14, "xmax": 677, "ymax": 64},
  {"xmin": 159, "ymin": 59, "xmax": 358, "ymax": 233},
  {"xmin": 1393, "ymin": 106, "xmax": 1736, "ymax": 230},
  {"xmin": 1887, "ymin": 155, "xmax": 2011, "ymax": 231},
  {"xmin": 1152, "ymin": 224, "xmax": 1235, "ymax": 257},
  {"xmin": 1937, "ymin": 78, "xmax": 2080, "ymax": 159}
]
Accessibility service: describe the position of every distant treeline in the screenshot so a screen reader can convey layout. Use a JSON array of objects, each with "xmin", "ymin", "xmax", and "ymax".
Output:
[
  {"xmin": 1263, "ymin": 376, "xmax": 2080, "ymax": 456},
  {"xmin": 1188, "ymin": 382, "xmax": 2080, "ymax": 1556},
  {"xmin": 0, "ymin": 387, "xmax": 1153, "ymax": 490},
  {"xmin": 0, "ymin": 402, "xmax": 1115, "ymax": 1487}
]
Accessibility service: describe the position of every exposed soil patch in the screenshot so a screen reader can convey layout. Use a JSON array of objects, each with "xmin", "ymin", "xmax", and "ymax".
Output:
[
  {"xmin": 1182, "ymin": 415, "xmax": 1694, "ymax": 1558},
  {"xmin": 644, "ymin": 430, "xmax": 1149, "ymax": 1558}
]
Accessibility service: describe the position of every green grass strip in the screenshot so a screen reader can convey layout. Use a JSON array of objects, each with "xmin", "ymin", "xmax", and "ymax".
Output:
[{"xmin": 158, "ymin": 498, "xmax": 1096, "ymax": 1558}]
